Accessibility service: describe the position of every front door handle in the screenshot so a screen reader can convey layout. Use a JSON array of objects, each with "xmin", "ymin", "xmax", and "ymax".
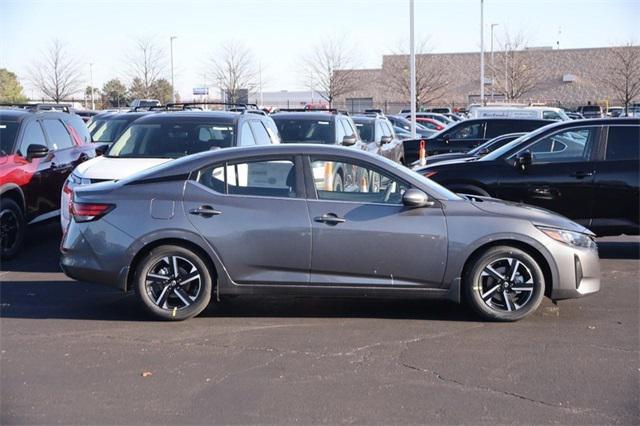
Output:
[
  {"xmin": 314, "ymin": 213, "xmax": 346, "ymax": 225},
  {"xmin": 570, "ymin": 171, "xmax": 594, "ymax": 179},
  {"xmin": 189, "ymin": 205, "xmax": 221, "ymax": 217}
]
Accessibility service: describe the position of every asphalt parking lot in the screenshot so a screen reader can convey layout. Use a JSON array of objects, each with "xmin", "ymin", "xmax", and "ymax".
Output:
[{"xmin": 1, "ymin": 223, "xmax": 638, "ymax": 425}]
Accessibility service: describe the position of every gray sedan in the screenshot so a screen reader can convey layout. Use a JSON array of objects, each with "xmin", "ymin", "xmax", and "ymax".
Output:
[{"xmin": 60, "ymin": 144, "xmax": 600, "ymax": 321}]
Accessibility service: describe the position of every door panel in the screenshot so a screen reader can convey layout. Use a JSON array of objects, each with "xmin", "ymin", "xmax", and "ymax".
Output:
[
  {"xmin": 306, "ymin": 157, "xmax": 447, "ymax": 287},
  {"xmin": 183, "ymin": 159, "xmax": 311, "ymax": 284}
]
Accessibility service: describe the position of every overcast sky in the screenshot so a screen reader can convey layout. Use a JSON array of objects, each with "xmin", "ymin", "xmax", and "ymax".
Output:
[{"xmin": 1, "ymin": 0, "xmax": 637, "ymax": 99}]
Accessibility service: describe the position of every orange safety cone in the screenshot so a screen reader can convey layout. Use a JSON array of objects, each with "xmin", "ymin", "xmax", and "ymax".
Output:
[{"xmin": 419, "ymin": 140, "xmax": 427, "ymax": 166}]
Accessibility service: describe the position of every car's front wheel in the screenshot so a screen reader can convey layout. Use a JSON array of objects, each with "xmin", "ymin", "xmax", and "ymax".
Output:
[
  {"xmin": 463, "ymin": 246, "xmax": 545, "ymax": 321},
  {"xmin": 133, "ymin": 245, "xmax": 213, "ymax": 321},
  {"xmin": 0, "ymin": 198, "xmax": 25, "ymax": 259}
]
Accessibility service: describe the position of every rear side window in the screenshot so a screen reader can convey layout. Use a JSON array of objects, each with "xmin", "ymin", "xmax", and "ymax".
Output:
[
  {"xmin": 606, "ymin": 126, "xmax": 640, "ymax": 161},
  {"xmin": 41, "ymin": 119, "xmax": 73, "ymax": 150},
  {"xmin": 249, "ymin": 121, "xmax": 271, "ymax": 145},
  {"xmin": 543, "ymin": 111, "xmax": 562, "ymax": 120},
  {"xmin": 198, "ymin": 159, "xmax": 297, "ymax": 198}
]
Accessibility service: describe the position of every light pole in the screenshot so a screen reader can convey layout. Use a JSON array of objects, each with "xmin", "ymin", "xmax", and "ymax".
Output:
[
  {"xmin": 409, "ymin": 0, "xmax": 417, "ymax": 138},
  {"xmin": 170, "ymin": 36, "xmax": 177, "ymax": 103},
  {"xmin": 490, "ymin": 23, "xmax": 499, "ymax": 101},
  {"xmin": 89, "ymin": 62, "xmax": 95, "ymax": 110},
  {"xmin": 480, "ymin": 0, "xmax": 485, "ymax": 104}
]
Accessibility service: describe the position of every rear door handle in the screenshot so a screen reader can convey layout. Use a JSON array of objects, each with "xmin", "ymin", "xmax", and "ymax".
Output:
[
  {"xmin": 189, "ymin": 205, "xmax": 221, "ymax": 217},
  {"xmin": 570, "ymin": 171, "xmax": 594, "ymax": 179},
  {"xmin": 314, "ymin": 213, "xmax": 346, "ymax": 225}
]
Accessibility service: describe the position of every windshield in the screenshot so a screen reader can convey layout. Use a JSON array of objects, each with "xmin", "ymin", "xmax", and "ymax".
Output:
[
  {"xmin": 107, "ymin": 121, "xmax": 235, "ymax": 158},
  {"xmin": 0, "ymin": 122, "xmax": 19, "ymax": 155},
  {"xmin": 275, "ymin": 119, "xmax": 334, "ymax": 144},
  {"xmin": 90, "ymin": 119, "xmax": 130, "ymax": 143},
  {"xmin": 354, "ymin": 121, "xmax": 374, "ymax": 142},
  {"xmin": 481, "ymin": 124, "xmax": 557, "ymax": 161},
  {"xmin": 468, "ymin": 134, "xmax": 521, "ymax": 156}
]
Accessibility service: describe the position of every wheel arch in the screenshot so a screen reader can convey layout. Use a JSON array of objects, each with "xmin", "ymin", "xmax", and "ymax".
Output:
[
  {"xmin": 460, "ymin": 238, "xmax": 556, "ymax": 299},
  {"xmin": 0, "ymin": 184, "xmax": 26, "ymax": 212}
]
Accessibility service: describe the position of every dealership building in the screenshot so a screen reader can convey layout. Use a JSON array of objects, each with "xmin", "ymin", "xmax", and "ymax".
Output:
[{"xmin": 333, "ymin": 46, "xmax": 639, "ymax": 111}]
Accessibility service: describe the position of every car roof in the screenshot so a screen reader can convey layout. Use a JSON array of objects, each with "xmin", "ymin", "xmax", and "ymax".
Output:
[
  {"xmin": 131, "ymin": 111, "xmax": 241, "ymax": 125},
  {"xmin": 271, "ymin": 112, "xmax": 338, "ymax": 120},
  {"xmin": 0, "ymin": 109, "xmax": 71, "ymax": 122}
]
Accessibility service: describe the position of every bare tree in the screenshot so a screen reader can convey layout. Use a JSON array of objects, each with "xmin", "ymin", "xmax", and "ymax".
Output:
[
  {"xmin": 600, "ymin": 43, "xmax": 640, "ymax": 115},
  {"xmin": 128, "ymin": 38, "xmax": 166, "ymax": 99},
  {"xmin": 491, "ymin": 32, "xmax": 539, "ymax": 101},
  {"xmin": 384, "ymin": 39, "xmax": 449, "ymax": 107},
  {"xmin": 29, "ymin": 39, "xmax": 82, "ymax": 102},
  {"xmin": 208, "ymin": 40, "xmax": 257, "ymax": 104},
  {"xmin": 302, "ymin": 37, "xmax": 360, "ymax": 108}
]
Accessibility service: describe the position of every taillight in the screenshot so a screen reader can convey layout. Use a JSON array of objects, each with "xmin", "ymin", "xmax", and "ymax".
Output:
[
  {"xmin": 70, "ymin": 202, "xmax": 115, "ymax": 223},
  {"xmin": 62, "ymin": 181, "xmax": 73, "ymax": 195}
]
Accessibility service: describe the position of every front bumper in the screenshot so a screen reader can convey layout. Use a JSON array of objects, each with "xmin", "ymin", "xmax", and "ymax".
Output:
[{"xmin": 548, "ymin": 242, "xmax": 600, "ymax": 300}]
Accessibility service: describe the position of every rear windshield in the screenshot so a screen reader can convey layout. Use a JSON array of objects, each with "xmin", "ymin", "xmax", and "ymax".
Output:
[
  {"xmin": 90, "ymin": 119, "xmax": 130, "ymax": 143},
  {"xmin": 274, "ymin": 119, "xmax": 334, "ymax": 144},
  {"xmin": 0, "ymin": 122, "xmax": 19, "ymax": 155},
  {"xmin": 107, "ymin": 122, "xmax": 235, "ymax": 158}
]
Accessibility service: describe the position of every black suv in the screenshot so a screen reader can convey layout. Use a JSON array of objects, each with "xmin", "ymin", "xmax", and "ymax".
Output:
[
  {"xmin": 271, "ymin": 110, "xmax": 365, "ymax": 150},
  {"xmin": 403, "ymin": 118, "xmax": 553, "ymax": 163},
  {"xmin": 352, "ymin": 113, "xmax": 405, "ymax": 164},
  {"xmin": 418, "ymin": 118, "xmax": 640, "ymax": 236},
  {"xmin": 0, "ymin": 104, "xmax": 95, "ymax": 257}
]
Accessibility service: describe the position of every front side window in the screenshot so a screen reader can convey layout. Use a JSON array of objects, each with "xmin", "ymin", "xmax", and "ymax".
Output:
[
  {"xmin": 606, "ymin": 126, "xmax": 640, "ymax": 161},
  {"xmin": 41, "ymin": 119, "xmax": 73, "ymax": 150},
  {"xmin": 449, "ymin": 123, "xmax": 483, "ymax": 139},
  {"xmin": 198, "ymin": 159, "xmax": 296, "ymax": 198},
  {"xmin": 16, "ymin": 122, "xmax": 43, "ymax": 156},
  {"xmin": 523, "ymin": 127, "xmax": 596, "ymax": 163},
  {"xmin": 107, "ymin": 121, "xmax": 235, "ymax": 158},
  {"xmin": 90, "ymin": 119, "xmax": 129, "ymax": 143},
  {"xmin": 310, "ymin": 157, "xmax": 409, "ymax": 204},
  {"xmin": 354, "ymin": 121, "xmax": 374, "ymax": 142}
]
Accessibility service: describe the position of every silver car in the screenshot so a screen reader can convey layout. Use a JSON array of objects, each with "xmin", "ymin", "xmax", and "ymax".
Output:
[{"xmin": 60, "ymin": 144, "xmax": 600, "ymax": 321}]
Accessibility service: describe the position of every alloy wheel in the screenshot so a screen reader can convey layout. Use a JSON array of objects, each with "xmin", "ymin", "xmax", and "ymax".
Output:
[
  {"xmin": 0, "ymin": 209, "xmax": 19, "ymax": 251},
  {"xmin": 145, "ymin": 255, "xmax": 202, "ymax": 310},
  {"xmin": 477, "ymin": 257, "xmax": 535, "ymax": 312}
]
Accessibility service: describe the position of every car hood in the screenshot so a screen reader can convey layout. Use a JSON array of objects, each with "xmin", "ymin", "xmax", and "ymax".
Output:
[
  {"xmin": 464, "ymin": 195, "xmax": 592, "ymax": 235},
  {"xmin": 73, "ymin": 156, "xmax": 172, "ymax": 180}
]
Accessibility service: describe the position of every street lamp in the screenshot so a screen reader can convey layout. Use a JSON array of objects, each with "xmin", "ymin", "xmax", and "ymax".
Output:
[
  {"xmin": 490, "ymin": 23, "xmax": 499, "ymax": 101},
  {"xmin": 170, "ymin": 36, "xmax": 177, "ymax": 103},
  {"xmin": 480, "ymin": 0, "xmax": 485, "ymax": 104}
]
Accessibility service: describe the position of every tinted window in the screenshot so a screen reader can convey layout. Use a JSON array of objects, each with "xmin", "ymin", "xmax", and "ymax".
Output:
[
  {"xmin": 485, "ymin": 121, "xmax": 527, "ymax": 138},
  {"xmin": 449, "ymin": 122, "xmax": 483, "ymax": 139},
  {"xmin": 91, "ymin": 119, "xmax": 129, "ymax": 143},
  {"xmin": 606, "ymin": 126, "xmax": 640, "ymax": 160},
  {"xmin": 108, "ymin": 122, "xmax": 235, "ymax": 158},
  {"xmin": 239, "ymin": 122, "xmax": 256, "ymax": 146},
  {"xmin": 249, "ymin": 121, "xmax": 271, "ymax": 145},
  {"xmin": 0, "ymin": 122, "xmax": 20, "ymax": 155},
  {"xmin": 275, "ymin": 118, "xmax": 334, "ymax": 144},
  {"xmin": 543, "ymin": 111, "xmax": 562, "ymax": 120},
  {"xmin": 310, "ymin": 157, "xmax": 409, "ymax": 205},
  {"xmin": 42, "ymin": 119, "xmax": 73, "ymax": 150},
  {"xmin": 524, "ymin": 128, "xmax": 596, "ymax": 163},
  {"xmin": 199, "ymin": 159, "xmax": 296, "ymax": 198},
  {"xmin": 354, "ymin": 120, "xmax": 374, "ymax": 142}
]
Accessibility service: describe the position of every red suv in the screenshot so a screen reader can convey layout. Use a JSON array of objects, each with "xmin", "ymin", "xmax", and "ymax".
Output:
[{"xmin": 0, "ymin": 104, "xmax": 95, "ymax": 258}]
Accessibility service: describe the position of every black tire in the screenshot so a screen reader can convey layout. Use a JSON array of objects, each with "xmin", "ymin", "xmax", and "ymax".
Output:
[
  {"xmin": 133, "ymin": 245, "xmax": 213, "ymax": 321},
  {"xmin": 333, "ymin": 173, "xmax": 343, "ymax": 191},
  {"xmin": 463, "ymin": 246, "xmax": 545, "ymax": 322},
  {"xmin": 0, "ymin": 197, "xmax": 25, "ymax": 259}
]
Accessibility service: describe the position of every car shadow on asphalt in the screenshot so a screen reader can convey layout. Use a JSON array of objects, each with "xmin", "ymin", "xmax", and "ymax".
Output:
[
  {"xmin": 597, "ymin": 241, "xmax": 640, "ymax": 260},
  {"xmin": 1, "ymin": 222, "xmax": 63, "ymax": 274}
]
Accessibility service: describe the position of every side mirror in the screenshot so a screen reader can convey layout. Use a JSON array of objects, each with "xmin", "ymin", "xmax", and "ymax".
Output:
[
  {"xmin": 477, "ymin": 147, "xmax": 490, "ymax": 156},
  {"xmin": 342, "ymin": 135, "xmax": 357, "ymax": 146},
  {"xmin": 402, "ymin": 188, "xmax": 435, "ymax": 208},
  {"xmin": 26, "ymin": 144, "xmax": 49, "ymax": 161},
  {"xmin": 514, "ymin": 151, "xmax": 532, "ymax": 171},
  {"xmin": 94, "ymin": 143, "xmax": 110, "ymax": 156},
  {"xmin": 380, "ymin": 135, "xmax": 393, "ymax": 145}
]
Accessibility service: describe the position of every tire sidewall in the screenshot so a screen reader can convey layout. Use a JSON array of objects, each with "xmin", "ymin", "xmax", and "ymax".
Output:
[
  {"xmin": 464, "ymin": 246, "xmax": 545, "ymax": 322},
  {"xmin": 0, "ymin": 198, "xmax": 25, "ymax": 259},
  {"xmin": 134, "ymin": 245, "xmax": 212, "ymax": 321}
]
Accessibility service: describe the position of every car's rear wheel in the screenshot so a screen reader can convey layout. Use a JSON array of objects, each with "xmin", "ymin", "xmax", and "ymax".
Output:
[
  {"xmin": 463, "ymin": 246, "xmax": 545, "ymax": 321},
  {"xmin": 0, "ymin": 198, "xmax": 25, "ymax": 259},
  {"xmin": 133, "ymin": 245, "xmax": 212, "ymax": 321}
]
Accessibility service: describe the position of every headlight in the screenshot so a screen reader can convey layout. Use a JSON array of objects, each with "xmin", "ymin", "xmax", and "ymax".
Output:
[{"xmin": 537, "ymin": 226, "xmax": 597, "ymax": 249}]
